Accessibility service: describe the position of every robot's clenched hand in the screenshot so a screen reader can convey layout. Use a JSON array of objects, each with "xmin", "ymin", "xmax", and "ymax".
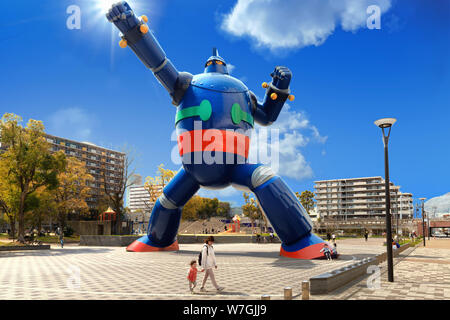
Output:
[{"xmin": 106, "ymin": 1, "xmax": 185, "ymax": 103}]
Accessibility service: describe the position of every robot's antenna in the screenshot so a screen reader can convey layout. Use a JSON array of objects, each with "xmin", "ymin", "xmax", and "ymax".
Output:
[{"xmin": 213, "ymin": 47, "xmax": 219, "ymax": 57}]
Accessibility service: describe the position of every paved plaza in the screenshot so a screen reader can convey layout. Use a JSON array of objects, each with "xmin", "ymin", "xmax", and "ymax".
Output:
[
  {"xmin": 2, "ymin": 238, "xmax": 449, "ymax": 300},
  {"xmin": 0, "ymin": 239, "xmax": 386, "ymax": 300}
]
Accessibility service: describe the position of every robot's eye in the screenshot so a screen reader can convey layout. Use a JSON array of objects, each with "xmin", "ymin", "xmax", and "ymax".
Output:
[
  {"xmin": 216, "ymin": 61, "xmax": 223, "ymax": 65},
  {"xmin": 207, "ymin": 61, "xmax": 213, "ymax": 66}
]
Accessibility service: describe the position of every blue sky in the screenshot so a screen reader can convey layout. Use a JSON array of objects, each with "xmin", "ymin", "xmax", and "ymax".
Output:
[{"xmin": 1, "ymin": 0, "xmax": 449, "ymax": 207}]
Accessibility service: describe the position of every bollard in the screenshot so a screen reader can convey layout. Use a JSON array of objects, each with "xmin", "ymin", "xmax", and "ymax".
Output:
[
  {"xmin": 284, "ymin": 287, "xmax": 292, "ymax": 300},
  {"xmin": 261, "ymin": 294, "xmax": 270, "ymax": 300},
  {"xmin": 301, "ymin": 281, "xmax": 310, "ymax": 300}
]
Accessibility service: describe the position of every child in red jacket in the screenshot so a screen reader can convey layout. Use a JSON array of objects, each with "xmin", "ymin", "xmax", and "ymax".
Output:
[{"xmin": 187, "ymin": 260, "xmax": 202, "ymax": 293}]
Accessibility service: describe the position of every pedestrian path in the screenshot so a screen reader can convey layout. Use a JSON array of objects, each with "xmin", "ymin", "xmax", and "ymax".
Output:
[{"xmin": 316, "ymin": 240, "xmax": 450, "ymax": 300}]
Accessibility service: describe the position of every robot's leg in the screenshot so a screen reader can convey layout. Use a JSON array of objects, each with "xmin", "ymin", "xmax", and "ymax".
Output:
[
  {"xmin": 232, "ymin": 164, "xmax": 336, "ymax": 259},
  {"xmin": 127, "ymin": 168, "xmax": 199, "ymax": 252}
]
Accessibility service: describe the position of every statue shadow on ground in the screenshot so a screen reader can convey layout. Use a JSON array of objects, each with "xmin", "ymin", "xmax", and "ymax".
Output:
[
  {"xmin": 176, "ymin": 249, "xmax": 366, "ymax": 269},
  {"xmin": 192, "ymin": 291, "xmax": 250, "ymax": 297},
  {"xmin": 0, "ymin": 247, "xmax": 115, "ymax": 258}
]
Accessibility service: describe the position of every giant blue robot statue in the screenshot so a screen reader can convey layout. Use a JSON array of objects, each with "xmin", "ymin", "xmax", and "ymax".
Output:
[{"xmin": 106, "ymin": 1, "xmax": 337, "ymax": 259}]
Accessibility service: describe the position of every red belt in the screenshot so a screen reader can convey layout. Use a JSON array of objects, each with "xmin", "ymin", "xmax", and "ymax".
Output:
[{"xmin": 177, "ymin": 129, "xmax": 250, "ymax": 159}]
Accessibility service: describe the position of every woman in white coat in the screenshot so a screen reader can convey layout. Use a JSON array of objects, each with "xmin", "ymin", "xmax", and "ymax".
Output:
[{"xmin": 200, "ymin": 236, "xmax": 224, "ymax": 292}]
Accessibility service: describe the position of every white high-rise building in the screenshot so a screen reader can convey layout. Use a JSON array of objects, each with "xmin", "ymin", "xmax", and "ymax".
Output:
[
  {"xmin": 314, "ymin": 176, "xmax": 413, "ymax": 220},
  {"xmin": 128, "ymin": 185, "xmax": 151, "ymax": 214},
  {"xmin": 127, "ymin": 183, "xmax": 163, "ymax": 223}
]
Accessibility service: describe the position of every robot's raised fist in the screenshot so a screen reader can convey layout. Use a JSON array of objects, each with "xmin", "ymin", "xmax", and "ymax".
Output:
[
  {"xmin": 270, "ymin": 66, "xmax": 292, "ymax": 90},
  {"xmin": 105, "ymin": 1, "xmax": 141, "ymax": 35}
]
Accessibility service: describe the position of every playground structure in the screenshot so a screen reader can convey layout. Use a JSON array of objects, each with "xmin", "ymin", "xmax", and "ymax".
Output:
[{"xmin": 228, "ymin": 215, "xmax": 241, "ymax": 233}]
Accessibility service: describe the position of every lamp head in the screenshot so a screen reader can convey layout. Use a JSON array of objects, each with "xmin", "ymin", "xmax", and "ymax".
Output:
[{"xmin": 374, "ymin": 118, "xmax": 397, "ymax": 128}]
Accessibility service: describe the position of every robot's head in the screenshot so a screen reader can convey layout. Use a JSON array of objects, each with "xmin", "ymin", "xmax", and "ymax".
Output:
[{"xmin": 204, "ymin": 48, "xmax": 229, "ymax": 75}]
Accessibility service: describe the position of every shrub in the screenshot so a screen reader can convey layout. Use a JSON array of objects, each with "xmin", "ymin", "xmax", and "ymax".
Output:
[{"xmin": 64, "ymin": 226, "xmax": 74, "ymax": 237}]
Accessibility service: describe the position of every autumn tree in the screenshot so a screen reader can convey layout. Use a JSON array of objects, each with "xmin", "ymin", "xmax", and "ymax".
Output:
[
  {"xmin": 295, "ymin": 190, "xmax": 316, "ymax": 214},
  {"xmin": 182, "ymin": 195, "xmax": 203, "ymax": 221},
  {"xmin": 0, "ymin": 113, "xmax": 65, "ymax": 242},
  {"xmin": 102, "ymin": 148, "xmax": 135, "ymax": 234},
  {"xmin": 242, "ymin": 192, "xmax": 263, "ymax": 233},
  {"xmin": 53, "ymin": 157, "xmax": 93, "ymax": 233},
  {"xmin": 143, "ymin": 164, "xmax": 177, "ymax": 211}
]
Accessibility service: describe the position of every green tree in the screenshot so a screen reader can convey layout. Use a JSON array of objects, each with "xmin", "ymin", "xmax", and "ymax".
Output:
[
  {"xmin": 0, "ymin": 161, "xmax": 20, "ymax": 239},
  {"xmin": 197, "ymin": 197, "xmax": 219, "ymax": 219},
  {"xmin": 217, "ymin": 201, "xmax": 231, "ymax": 217},
  {"xmin": 0, "ymin": 113, "xmax": 65, "ymax": 242},
  {"xmin": 295, "ymin": 190, "xmax": 315, "ymax": 214},
  {"xmin": 182, "ymin": 196, "xmax": 229, "ymax": 221},
  {"xmin": 32, "ymin": 187, "xmax": 57, "ymax": 234}
]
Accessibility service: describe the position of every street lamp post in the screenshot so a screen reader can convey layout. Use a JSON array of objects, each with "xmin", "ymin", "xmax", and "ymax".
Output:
[
  {"xmin": 374, "ymin": 117, "xmax": 396, "ymax": 283},
  {"xmin": 419, "ymin": 197, "xmax": 426, "ymax": 245},
  {"xmin": 397, "ymin": 194, "xmax": 403, "ymax": 235},
  {"xmin": 395, "ymin": 194, "xmax": 399, "ymax": 235}
]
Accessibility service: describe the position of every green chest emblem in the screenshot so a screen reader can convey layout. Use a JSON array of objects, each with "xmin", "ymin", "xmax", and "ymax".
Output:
[
  {"xmin": 231, "ymin": 103, "xmax": 254, "ymax": 126},
  {"xmin": 175, "ymin": 99, "xmax": 254, "ymax": 126}
]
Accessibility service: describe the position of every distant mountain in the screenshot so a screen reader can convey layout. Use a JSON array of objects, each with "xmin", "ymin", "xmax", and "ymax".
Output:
[{"xmin": 425, "ymin": 193, "xmax": 450, "ymax": 216}]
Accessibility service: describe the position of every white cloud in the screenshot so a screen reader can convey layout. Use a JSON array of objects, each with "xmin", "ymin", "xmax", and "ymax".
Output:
[
  {"xmin": 198, "ymin": 186, "xmax": 240, "ymax": 199},
  {"xmin": 227, "ymin": 63, "xmax": 236, "ymax": 74},
  {"xmin": 249, "ymin": 104, "xmax": 326, "ymax": 181},
  {"xmin": 425, "ymin": 193, "xmax": 450, "ymax": 216},
  {"xmin": 221, "ymin": 0, "xmax": 392, "ymax": 50},
  {"xmin": 47, "ymin": 108, "xmax": 95, "ymax": 141}
]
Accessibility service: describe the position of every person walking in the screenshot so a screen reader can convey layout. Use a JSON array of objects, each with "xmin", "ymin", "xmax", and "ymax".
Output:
[
  {"xmin": 59, "ymin": 230, "xmax": 64, "ymax": 248},
  {"xmin": 187, "ymin": 260, "xmax": 202, "ymax": 294},
  {"xmin": 326, "ymin": 232, "xmax": 331, "ymax": 242},
  {"xmin": 364, "ymin": 230, "xmax": 369, "ymax": 242},
  {"xmin": 199, "ymin": 236, "xmax": 224, "ymax": 292},
  {"xmin": 331, "ymin": 233, "xmax": 336, "ymax": 246}
]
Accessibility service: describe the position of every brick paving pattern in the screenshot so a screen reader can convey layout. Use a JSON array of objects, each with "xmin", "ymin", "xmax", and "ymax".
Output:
[{"xmin": 0, "ymin": 240, "xmax": 384, "ymax": 300}]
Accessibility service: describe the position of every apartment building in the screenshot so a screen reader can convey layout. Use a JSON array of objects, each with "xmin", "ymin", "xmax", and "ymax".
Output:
[
  {"xmin": 45, "ymin": 134, "xmax": 125, "ymax": 210},
  {"xmin": 314, "ymin": 177, "xmax": 413, "ymax": 220}
]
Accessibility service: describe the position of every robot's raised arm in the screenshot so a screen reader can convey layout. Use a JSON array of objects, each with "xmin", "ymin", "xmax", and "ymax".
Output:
[
  {"xmin": 250, "ymin": 66, "xmax": 295, "ymax": 126},
  {"xmin": 106, "ymin": 1, "xmax": 191, "ymax": 105}
]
